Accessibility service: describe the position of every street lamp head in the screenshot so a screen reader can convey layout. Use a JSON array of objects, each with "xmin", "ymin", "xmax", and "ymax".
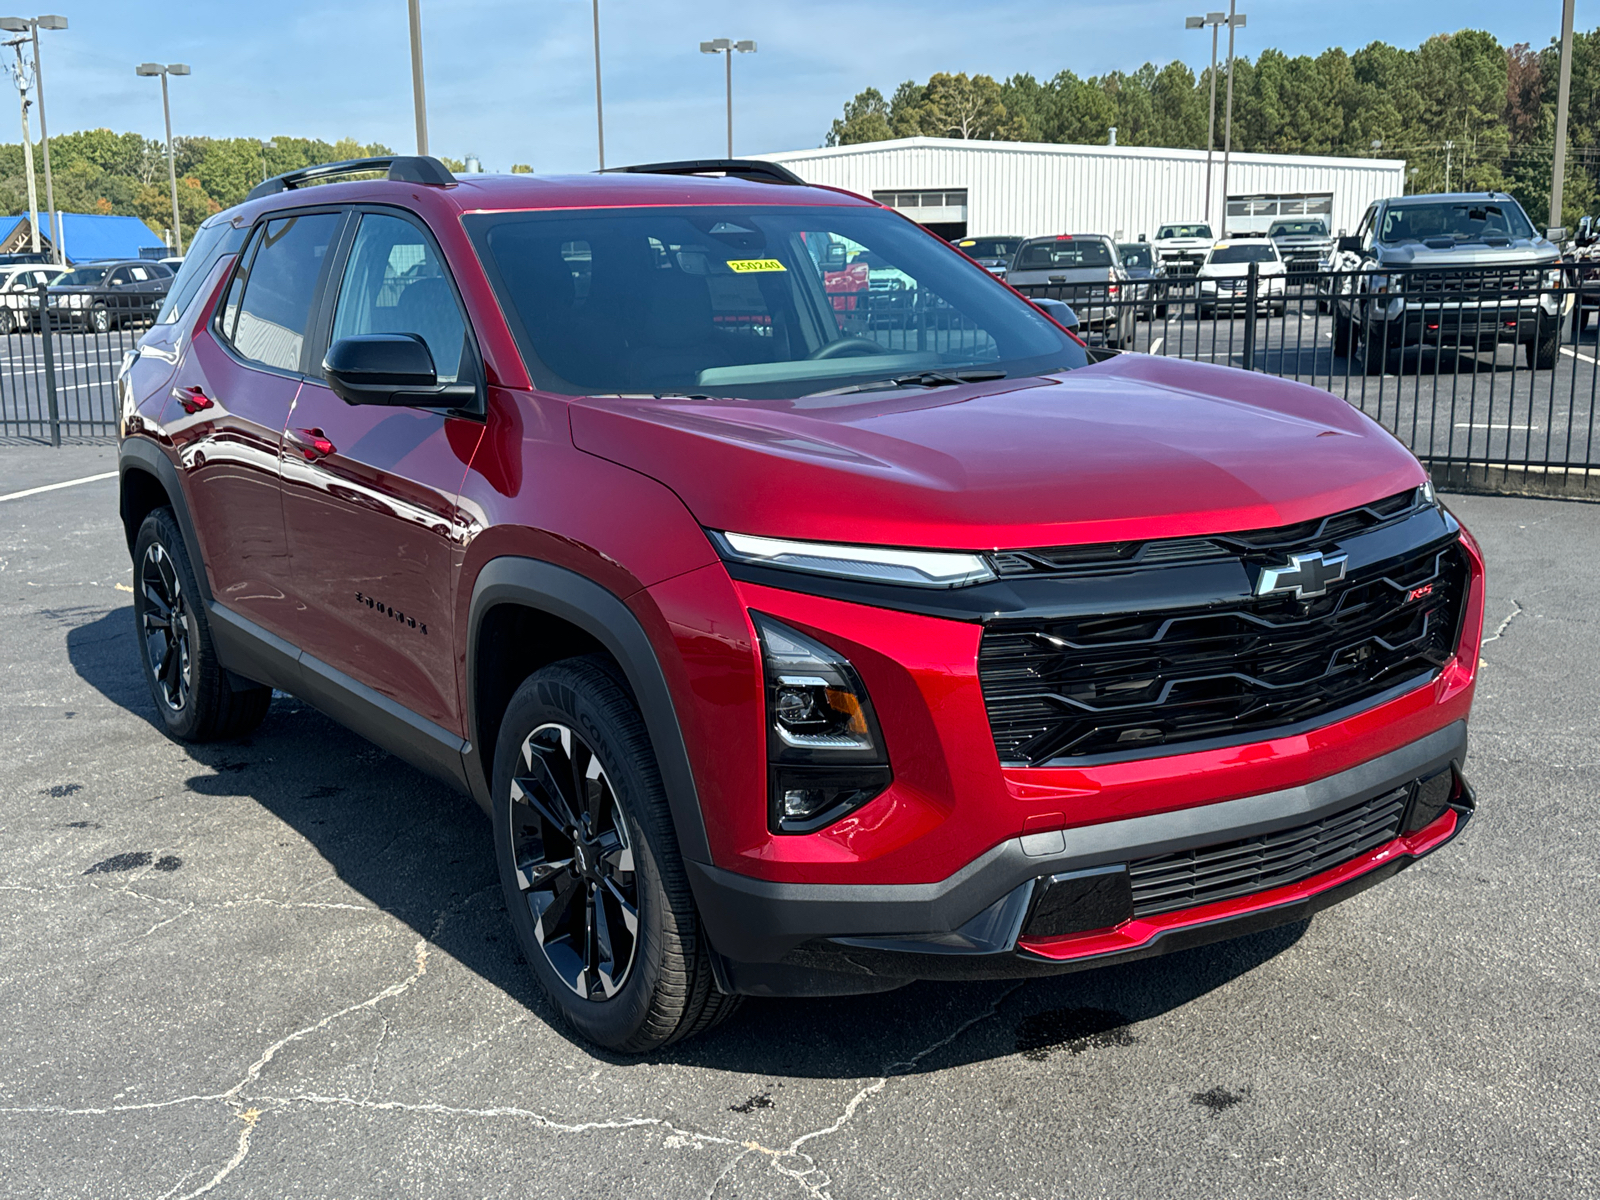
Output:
[
  {"xmin": 1206, "ymin": 10, "xmax": 1225, "ymax": 19},
  {"xmin": 36, "ymin": 15, "xmax": 65, "ymax": 29},
  {"xmin": 700, "ymin": 38, "xmax": 732, "ymax": 53},
  {"xmin": 135, "ymin": 62, "xmax": 162, "ymax": 76},
  {"xmin": 167, "ymin": 63, "xmax": 190, "ymax": 75},
  {"xmin": 0, "ymin": 18, "xmax": 28, "ymax": 32},
  {"xmin": 734, "ymin": 39, "xmax": 755, "ymax": 52},
  {"xmin": 1185, "ymin": 16, "xmax": 1204, "ymax": 28},
  {"xmin": 1229, "ymin": 13, "xmax": 1246, "ymax": 26}
]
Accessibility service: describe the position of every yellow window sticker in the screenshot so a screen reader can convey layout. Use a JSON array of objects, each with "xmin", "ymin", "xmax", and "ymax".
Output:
[{"xmin": 726, "ymin": 258, "xmax": 787, "ymax": 273}]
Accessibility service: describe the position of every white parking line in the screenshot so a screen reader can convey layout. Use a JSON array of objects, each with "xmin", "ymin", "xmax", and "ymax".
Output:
[
  {"xmin": 1560, "ymin": 346, "xmax": 1599, "ymax": 364},
  {"xmin": 1454, "ymin": 423, "xmax": 1538, "ymax": 431},
  {"xmin": 1149, "ymin": 337, "xmax": 1164, "ymax": 355},
  {"xmin": 0, "ymin": 470, "xmax": 117, "ymax": 503}
]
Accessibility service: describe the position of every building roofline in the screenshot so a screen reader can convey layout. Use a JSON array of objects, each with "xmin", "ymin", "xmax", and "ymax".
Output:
[{"xmin": 749, "ymin": 136, "xmax": 1404, "ymax": 173}]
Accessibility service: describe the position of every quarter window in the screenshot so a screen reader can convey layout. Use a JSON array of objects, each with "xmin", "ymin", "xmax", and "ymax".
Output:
[
  {"xmin": 329, "ymin": 213, "xmax": 468, "ymax": 383},
  {"xmin": 224, "ymin": 212, "xmax": 341, "ymax": 373}
]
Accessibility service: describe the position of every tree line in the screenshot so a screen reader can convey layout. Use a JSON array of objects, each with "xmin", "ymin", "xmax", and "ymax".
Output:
[
  {"xmin": 827, "ymin": 28, "xmax": 1600, "ymax": 227},
  {"xmin": 0, "ymin": 130, "xmax": 525, "ymax": 244}
]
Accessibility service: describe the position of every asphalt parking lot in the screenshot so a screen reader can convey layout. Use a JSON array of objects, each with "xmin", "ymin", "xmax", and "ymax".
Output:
[{"xmin": 1, "ymin": 444, "xmax": 1596, "ymax": 1199}]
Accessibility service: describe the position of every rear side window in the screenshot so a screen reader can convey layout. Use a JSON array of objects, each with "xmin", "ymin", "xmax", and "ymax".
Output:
[
  {"xmin": 1016, "ymin": 240, "xmax": 1115, "ymax": 269},
  {"xmin": 329, "ymin": 212, "xmax": 468, "ymax": 383},
  {"xmin": 157, "ymin": 219, "xmax": 248, "ymax": 325},
  {"xmin": 221, "ymin": 212, "xmax": 342, "ymax": 372}
]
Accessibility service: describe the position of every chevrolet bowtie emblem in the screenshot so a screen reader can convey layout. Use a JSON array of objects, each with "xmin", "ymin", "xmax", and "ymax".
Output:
[{"xmin": 1255, "ymin": 551, "xmax": 1348, "ymax": 599}]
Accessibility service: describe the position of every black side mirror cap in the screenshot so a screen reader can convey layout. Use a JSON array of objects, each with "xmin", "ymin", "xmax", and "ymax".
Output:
[
  {"xmin": 323, "ymin": 334, "xmax": 476, "ymax": 408},
  {"xmin": 1337, "ymin": 235, "xmax": 1363, "ymax": 254},
  {"xmin": 1030, "ymin": 296, "xmax": 1079, "ymax": 332}
]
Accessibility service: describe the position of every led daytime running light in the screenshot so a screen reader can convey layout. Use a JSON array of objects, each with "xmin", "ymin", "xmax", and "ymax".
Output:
[{"xmin": 715, "ymin": 531, "xmax": 995, "ymax": 589}]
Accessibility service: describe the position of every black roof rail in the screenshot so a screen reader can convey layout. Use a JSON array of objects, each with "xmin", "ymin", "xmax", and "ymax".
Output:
[
  {"xmin": 245, "ymin": 155, "xmax": 456, "ymax": 203},
  {"xmin": 602, "ymin": 158, "xmax": 806, "ymax": 186}
]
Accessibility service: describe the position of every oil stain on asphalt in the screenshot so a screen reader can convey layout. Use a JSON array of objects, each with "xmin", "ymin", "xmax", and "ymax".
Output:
[
  {"xmin": 83, "ymin": 851, "xmax": 152, "ymax": 874},
  {"xmin": 1190, "ymin": 1086, "xmax": 1251, "ymax": 1116},
  {"xmin": 1014, "ymin": 1008, "xmax": 1136, "ymax": 1062}
]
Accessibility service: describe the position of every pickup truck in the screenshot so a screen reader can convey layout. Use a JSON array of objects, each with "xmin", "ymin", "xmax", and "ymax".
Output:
[
  {"xmin": 1268, "ymin": 218, "xmax": 1334, "ymax": 282},
  {"xmin": 1006, "ymin": 233, "xmax": 1135, "ymax": 348},
  {"xmin": 1151, "ymin": 222, "xmax": 1214, "ymax": 277}
]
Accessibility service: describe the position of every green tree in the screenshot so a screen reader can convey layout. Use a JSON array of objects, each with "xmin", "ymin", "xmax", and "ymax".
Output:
[{"xmin": 826, "ymin": 87, "xmax": 892, "ymax": 146}]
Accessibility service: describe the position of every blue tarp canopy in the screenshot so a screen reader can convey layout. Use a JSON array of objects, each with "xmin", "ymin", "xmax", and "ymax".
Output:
[{"xmin": 54, "ymin": 213, "xmax": 167, "ymax": 264}]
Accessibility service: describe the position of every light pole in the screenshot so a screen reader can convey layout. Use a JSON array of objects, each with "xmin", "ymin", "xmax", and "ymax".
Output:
[
  {"xmin": 590, "ymin": 0, "xmax": 604, "ymax": 169},
  {"xmin": 1551, "ymin": 0, "xmax": 1576, "ymax": 230},
  {"xmin": 1217, "ymin": 2, "xmax": 1246, "ymax": 237},
  {"xmin": 1184, "ymin": 12, "xmax": 1225, "ymax": 227},
  {"xmin": 1443, "ymin": 140, "xmax": 1455, "ymax": 193},
  {"xmin": 136, "ymin": 62, "xmax": 189, "ymax": 256},
  {"xmin": 407, "ymin": 0, "xmax": 428, "ymax": 155},
  {"xmin": 3, "ymin": 35, "xmax": 38, "ymax": 252},
  {"xmin": 260, "ymin": 137, "xmax": 274, "ymax": 183},
  {"xmin": 699, "ymin": 37, "xmax": 755, "ymax": 158},
  {"xmin": 0, "ymin": 15, "xmax": 66, "ymax": 264}
]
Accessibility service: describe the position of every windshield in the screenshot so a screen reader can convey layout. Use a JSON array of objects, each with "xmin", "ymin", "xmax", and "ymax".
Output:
[
  {"xmin": 1269, "ymin": 220, "xmax": 1327, "ymax": 237},
  {"xmin": 1379, "ymin": 201, "xmax": 1535, "ymax": 245},
  {"xmin": 54, "ymin": 267, "xmax": 109, "ymax": 287},
  {"xmin": 1208, "ymin": 243, "xmax": 1278, "ymax": 264},
  {"xmin": 1015, "ymin": 239, "xmax": 1116, "ymax": 269},
  {"xmin": 1157, "ymin": 225, "xmax": 1212, "ymax": 240},
  {"xmin": 1117, "ymin": 243, "xmax": 1154, "ymax": 267},
  {"xmin": 465, "ymin": 205, "xmax": 1085, "ymax": 399},
  {"xmin": 955, "ymin": 237, "xmax": 1021, "ymax": 260}
]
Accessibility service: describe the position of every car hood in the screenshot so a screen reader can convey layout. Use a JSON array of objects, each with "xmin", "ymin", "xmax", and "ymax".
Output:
[
  {"xmin": 567, "ymin": 355, "xmax": 1424, "ymax": 550},
  {"xmin": 1372, "ymin": 239, "xmax": 1559, "ymax": 268},
  {"xmin": 1200, "ymin": 262, "xmax": 1285, "ymax": 277},
  {"xmin": 1155, "ymin": 239, "xmax": 1210, "ymax": 250}
]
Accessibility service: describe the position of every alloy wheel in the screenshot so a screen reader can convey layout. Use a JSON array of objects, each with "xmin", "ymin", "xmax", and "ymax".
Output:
[
  {"xmin": 509, "ymin": 722, "xmax": 640, "ymax": 1000},
  {"xmin": 139, "ymin": 542, "xmax": 191, "ymax": 711}
]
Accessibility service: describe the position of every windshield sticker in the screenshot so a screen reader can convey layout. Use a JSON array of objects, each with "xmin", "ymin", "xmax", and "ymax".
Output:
[{"xmin": 726, "ymin": 258, "xmax": 787, "ymax": 273}]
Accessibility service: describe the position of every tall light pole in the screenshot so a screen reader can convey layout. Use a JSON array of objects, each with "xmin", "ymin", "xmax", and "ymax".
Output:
[
  {"xmin": 1217, "ymin": 2, "xmax": 1246, "ymax": 237},
  {"xmin": 3, "ymin": 36, "xmax": 38, "ymax": 252},
  {"xmin": 407, "ymin": 0, "xmax": 428, "ymax": 154},
  {"xmin": 1185, "ymin": 12, "xmax": 1225, "ymax": 226},
  {"xmin": 0, "ymin": 15, "xmax": 66, "ymax": 264},
  {"xmin": 590, "ymin": 0, "xmax": 604, "ymax": 169},
  {"xmin": 136, "ymin": 62, "xmax": 189, "ymax": 256},
  {"xmin": 1443, "ymin": 139, "xmax": 1455, "ymax": 192},
  {"xmin": 699, "ymin": 37, "xmax": 755, "ymax": 158},
  {"xmin": 1551, "ymin": 0, "xmax": 1576, "ymax": 231}
]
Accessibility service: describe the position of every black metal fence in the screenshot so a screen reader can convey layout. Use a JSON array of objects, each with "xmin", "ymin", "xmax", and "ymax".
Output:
[
  {"xmin": 4, "ymin": 269, "xmax": 1597, "ymax": 498},
  {"xmin": 1014, "ymin": 263, "xmax": 1599, "ymax": 499},
  {"xmin": 0, "ymin": 285, "xmax": 146, "ymax": 443}
]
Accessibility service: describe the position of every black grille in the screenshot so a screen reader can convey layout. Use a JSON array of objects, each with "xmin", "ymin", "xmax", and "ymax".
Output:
[
  {"xmin": 1401, "ymin": 266, "xmax": 1543, "ymax": 299},
  {"xmin": 1127, "ymin": 787, "xmax": 1409, "ymax": 916},
  {"xmin": 979, "ymin": 532, "xmax": 1469, "ymax": 765}
]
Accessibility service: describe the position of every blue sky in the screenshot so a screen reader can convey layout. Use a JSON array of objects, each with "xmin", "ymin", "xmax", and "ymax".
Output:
[{"xmin": 22, "ymin": 1, "xmax": 1594, "ymax": 172}]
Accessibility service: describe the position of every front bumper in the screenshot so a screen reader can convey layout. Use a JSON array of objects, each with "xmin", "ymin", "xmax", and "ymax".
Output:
[
  {"xmin": 692, "ymin": 721, "xmax": 1473, "ymax": 996},
  {"xmin": 1367, "ymin": 297, "xmax": 1562, "ymax": 346}
]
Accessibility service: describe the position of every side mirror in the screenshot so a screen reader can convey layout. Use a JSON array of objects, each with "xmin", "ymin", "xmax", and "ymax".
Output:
[
  {"xmin": 1030, "ymin": 296, "xmax": 1079, "ymax": 332},
  {"xmin": 1337, "ymin": 235, "xmax": 1362, "ymax": 254},
  {"xmin": 322, "ymin": 334, "xmax": 476, "ymax": 408},
  {"xmin": 1546, "ymin": 227, "xmax": 1568, "ymax": 243}
]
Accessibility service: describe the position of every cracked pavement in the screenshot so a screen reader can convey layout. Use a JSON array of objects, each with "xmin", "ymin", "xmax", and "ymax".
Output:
[{"xmin": 1, "ymin": 444, "xmax": 1596, "ymax": 1198}]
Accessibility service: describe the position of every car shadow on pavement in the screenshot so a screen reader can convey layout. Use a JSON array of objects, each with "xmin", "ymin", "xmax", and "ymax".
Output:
[{"xmin": 68, "ymin": 607, "xmax": 1307, "ymax": 1077}]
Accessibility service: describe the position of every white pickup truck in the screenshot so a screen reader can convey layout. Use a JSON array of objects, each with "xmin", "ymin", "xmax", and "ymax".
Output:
[{"xmin": 1151, "ymin": 222, "xmax": 1214, "ymax": 277}]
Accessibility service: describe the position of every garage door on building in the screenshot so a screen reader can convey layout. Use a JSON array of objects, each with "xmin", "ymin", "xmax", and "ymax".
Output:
[
  {"xmin": 871, "ymin": 189, "xmax": 969, "ymax": 240},
  {"xmin": 1225, "ymin": 193, "xmax": 1334, "ymax": 236}
]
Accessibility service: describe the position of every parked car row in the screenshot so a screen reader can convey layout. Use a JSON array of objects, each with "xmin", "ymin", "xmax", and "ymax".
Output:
[{"xmin": 0, "ymin": 257, "xmax": 177, "ymax": 334}]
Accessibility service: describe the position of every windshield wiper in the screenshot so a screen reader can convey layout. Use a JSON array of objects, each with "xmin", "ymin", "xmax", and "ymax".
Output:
[{"xmin": 806, "ymin": 368, "xmax": 1007, "ymax": 398}]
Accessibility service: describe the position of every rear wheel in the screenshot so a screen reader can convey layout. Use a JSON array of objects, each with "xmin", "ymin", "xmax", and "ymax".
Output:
[
  {"xmin": 492, "ymin": 656, "xmax": 739, "ymax": 1052},
  {"xmin": 0, "ymin": 308, "xmax": 15, "ymax": 335},
  {"xmin": 90, "ymin": 303, "xmax": 110, "ymax": 334},
  {"xmin": 132, "ymin": 507, "xmax": 271, "ymax": 742},
  {"xmin": 1525, "ymin": 321, "xmax": 1560, "ymax": 369}
]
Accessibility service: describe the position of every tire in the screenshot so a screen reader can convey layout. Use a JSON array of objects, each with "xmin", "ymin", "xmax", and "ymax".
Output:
[
  {"xmin": 1359, "ymin": 329, "xmax": 1402, "ymax": 376},
  {"xmin": 1199, "ymin": 305, "xmax": 1213, "ymax": 321},
  {"xmin": 1525, "ymin": 322, "xmax": 1559, "ymax": 369},
  {"xmin": 1154, "ymin": 303, "xmax": 1167, "ymax": 319},
  {"xmin": 1333, "ymin": 308, "xmax": 1355, "ymax": 356},
  {"xmin": 0, "ymin": 308, "xmax": 14, "ymax": 335},
  {"xmin": 492, "ymin": 656, "xmax": 740, "ymax": 1053},
  {"xmin": 132, "ymin": 507, "xmax": 271, "ymax": 742},
  {"xmin": 90, "ymin": 303, "xmax": 110, "ymax": 334}
]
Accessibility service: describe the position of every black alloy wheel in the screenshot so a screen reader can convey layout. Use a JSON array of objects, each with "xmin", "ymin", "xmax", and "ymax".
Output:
[
  {"xmin": 90, "ymin": 303, "xmax": 110, "ymax": 334},
  {"xmin": 509, "ymin": 721, "xmax": 641, "ymax": 1000},
  {"xmin": 139, "ymin": 540, "xmax": 192, "ymax": 714}
]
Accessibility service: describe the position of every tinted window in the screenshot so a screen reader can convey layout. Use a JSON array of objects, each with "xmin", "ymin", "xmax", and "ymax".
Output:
[
  {"xmin": 956, "ymin": 238, "xmax": 1021, "ymax": 259},
  {"xmin": 1268, "ymin": 220, "xmax": 1327, "ymax": 237},
  {"xmin": 1157, "ymin": 225, "xmax": 1212, "ymax": 239},
  {"xmin": 330, "ymin": 212, "xmax": 467, "ymax": 383},
  {"xmin": 1015, "ymin": 239, "xmax": 1116, "ymax": 269},
  {"xmin": 1209, "ymin": 243, "xmax": 1278, "ymax": 264},
  {"xmin": 158, "ymin": 218, "xmax": 247, "ymax": 325},
  {"xmin": 1378, "ymin": 201, "xmax": 1535, "ymax": 245},
  {"xmin": 56, "ymin": 267, "xmax": 108, "ymax": 286},
  {"xmin": 466, "ymin": 204, "xmax": 1083, "ymax": 398},
  {"xmin": 225, "ymin": 213, "xmax": 341, "ymax": 372},
  {"xmin": 1117, "ymin": 243, "xmax": 1154, "ymax": 267}
]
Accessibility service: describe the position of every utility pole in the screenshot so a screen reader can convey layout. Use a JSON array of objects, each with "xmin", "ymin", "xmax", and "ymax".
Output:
[
  {"xmin": 0, "ymin": 17, "xmax": 67, "ymax": 262},
  {"xmin": 1551, "ymin": 0, "xmax": 1576, "ymax": 231},
  {"xmin": 1444, "ymin": 140, "xmax": 1455, "ymax": 193},
  {"xmin": 5, "ymin": 37, "xmax": 38, "ymax": 253},
  {"xmin": 408, "ymin": 0, "xmax": 428, "ymax": 155},
  {"xmin": 1218, "ymin": 1, "xmax": 1246, "ymax": 237},
  {"xmin": 591, "ymin": 0, "xmax": 604, "ymax": 169}
]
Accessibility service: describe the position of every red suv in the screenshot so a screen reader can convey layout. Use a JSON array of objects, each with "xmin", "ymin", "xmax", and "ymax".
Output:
[{"xmin": 117, "ymin": 156, "xmax": 1483, "ymax": 1052}]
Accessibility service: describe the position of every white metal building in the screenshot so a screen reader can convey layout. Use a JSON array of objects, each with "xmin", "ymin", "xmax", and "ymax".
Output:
[{"xmin": 751, "ymin": 137, "xmax": 1406, "ymax": 243}]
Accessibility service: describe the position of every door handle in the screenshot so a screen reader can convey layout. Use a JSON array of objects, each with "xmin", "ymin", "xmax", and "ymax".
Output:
[
  {"xmin": 171, "ymin": 384, "xmax": 213, "ymax": 414},
  {"xmin": 289, "ymin": 427, "xmax": 336, "ymax": 461}
]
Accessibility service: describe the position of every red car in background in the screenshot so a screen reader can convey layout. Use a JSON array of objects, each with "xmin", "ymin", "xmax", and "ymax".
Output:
[{"xmin": 117, "ymin": 156, "xmax": 1482, "ymax": 1052}]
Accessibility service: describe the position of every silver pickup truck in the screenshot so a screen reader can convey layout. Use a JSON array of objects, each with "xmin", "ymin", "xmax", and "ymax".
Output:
[
  {"xmin": 1327, "ymin": 192, "xmax": 1567, "ymax": 373},
  {"xmin": 1268, "ymin": 218, "xmax": 1334, "ymax": 281},
  {"xmin": 1006, "ymin": 233, "xmax": 1135, "ymax": 348}
]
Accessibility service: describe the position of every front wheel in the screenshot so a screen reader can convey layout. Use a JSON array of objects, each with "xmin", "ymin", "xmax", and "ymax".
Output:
[
  {"xmin": 90, "ymin": 303, "xmax": 110, "ymax": 334},
  {"xmin": 1525, "ymin": 322, "xmax": 1560, "ymax": 369},
  {"xmin": 132, "ymin": 507, "xmax": 271, "ymax": 741},
  {"xmin": 0, "ymin": 308, "xmax": 14, "ymax": 335},
  {"xmin": 492, "ymin": 656, "xmax": 739, "ymax": 1052}
]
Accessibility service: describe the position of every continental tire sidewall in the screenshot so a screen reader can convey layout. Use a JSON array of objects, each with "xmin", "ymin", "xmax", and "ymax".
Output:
[{"xmin": 492, "ymin": 660, "xmax": 685, "ymax": 1051}]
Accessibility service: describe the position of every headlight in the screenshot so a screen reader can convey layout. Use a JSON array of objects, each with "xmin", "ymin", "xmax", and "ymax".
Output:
[
  {"xmin": 1542, "ymin": 268, "xmax": 1563, "ymax": 290},
  {"xmin": 1370, "ymin": 275, "xmax": 1391, "ymax": 294},
  {"xmin": 1200, "ymin": 279, "xmax": 1218, "ymax": 291},
  {"xmin": 711, "ymin": 530, "xmax": 995, "ymax": 588},
  {"xmin": 1419, "ymin": 479, "xmax": 1438, "ymax": 508},
  {"xmin": 751, "ymin": 612, "xmax": 891, "ymax": 834}
]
